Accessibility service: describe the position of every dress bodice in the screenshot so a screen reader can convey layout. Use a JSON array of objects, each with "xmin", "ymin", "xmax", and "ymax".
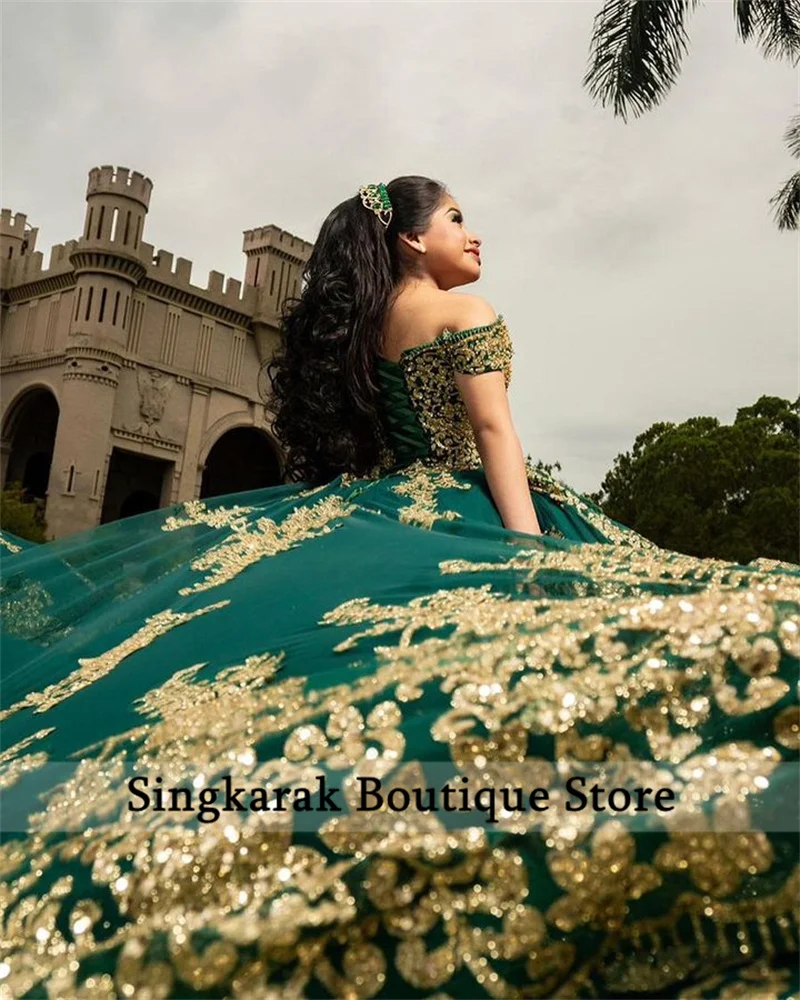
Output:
[{"xmin": 374, "ymin": 314, "xmax": 513, "ymax": 474}]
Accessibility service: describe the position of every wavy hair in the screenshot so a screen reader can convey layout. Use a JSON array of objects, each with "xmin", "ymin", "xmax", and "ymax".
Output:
[{"xmin": 264, "ymin": 175, "xmax": 448, "ymax": 485}]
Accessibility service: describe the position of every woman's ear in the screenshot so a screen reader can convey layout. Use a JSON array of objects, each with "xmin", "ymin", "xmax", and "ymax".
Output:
[{"xmin": 397, "ymin": 231, "xmax": 427, "ymax": 255}]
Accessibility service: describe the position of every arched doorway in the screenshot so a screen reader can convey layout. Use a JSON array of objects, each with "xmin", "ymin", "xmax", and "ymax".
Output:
[
  {"xmin": 100, "ymin": 448, "xmax": 172, "ymax": 524},
  {"xmin": 119, "ymin": 489, "xmax": 160, "ymax": 519},
  {"xmin": 200, "ymin": 426, "xmax": 281, "ymax": 499},
  {"xmin": 2, "ymin": 387, "xmax": 59, "ymax": 500}
]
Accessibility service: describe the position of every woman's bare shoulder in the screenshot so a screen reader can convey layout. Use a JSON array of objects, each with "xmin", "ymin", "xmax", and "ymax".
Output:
[
  {"xmin": 441, "ymin": 292, "xmax": 498, "ymax": 332},
  {"xmin": 381, "ymin": 290, "xmax": 498, "ymax": 361}
]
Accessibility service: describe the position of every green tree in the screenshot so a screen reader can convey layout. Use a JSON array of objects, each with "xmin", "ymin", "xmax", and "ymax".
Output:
[
  {"xmin": 593, "ymin": 395, "xmax": 799, "ymax": 564},
  {"xmin": 0, "ymin": 482, "xmax": 48, "ymax": 544},
  {"xmin": 584, "ymin": 0, "xmax": 800, "ymax": 229}
]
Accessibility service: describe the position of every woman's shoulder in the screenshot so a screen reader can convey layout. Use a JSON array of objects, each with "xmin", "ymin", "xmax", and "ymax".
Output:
[
  {"xmin": 442, "ymin": 292, "xmax": 499, "ymax": 333},
  {"xmin": 381, "ymin": 290, "xmax": 499, "ymax": 362}
]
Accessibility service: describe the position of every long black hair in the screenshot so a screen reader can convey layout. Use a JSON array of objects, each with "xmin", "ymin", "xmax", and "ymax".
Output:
[{"xmin": 264, "ymin": 175, "xmax": 448, "ymax": 485}]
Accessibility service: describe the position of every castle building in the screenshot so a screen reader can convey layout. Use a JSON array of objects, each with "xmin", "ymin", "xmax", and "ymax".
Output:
[{"xmin": 0, "ymin": 165, "xmax": 313, "ymax": 539}]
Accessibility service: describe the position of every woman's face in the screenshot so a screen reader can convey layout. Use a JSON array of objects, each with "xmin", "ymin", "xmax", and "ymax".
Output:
[{"xmin": 403, "ymin": 195, "xmax": 482, "ymax": 290}]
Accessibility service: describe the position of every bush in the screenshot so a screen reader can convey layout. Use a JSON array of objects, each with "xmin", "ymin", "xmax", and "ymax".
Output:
[{"xmin": 0, "ymin": 482, "xmax": 48, "ymax": 543}]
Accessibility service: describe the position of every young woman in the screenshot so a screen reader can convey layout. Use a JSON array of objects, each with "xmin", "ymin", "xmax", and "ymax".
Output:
[{"xmin": 1, "ymin": 176, "xmax": 798, "ymax": 1000}]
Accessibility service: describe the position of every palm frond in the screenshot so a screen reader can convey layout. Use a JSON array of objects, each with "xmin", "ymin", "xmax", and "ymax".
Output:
[
  {"xmin": 784, "ymin": 113, "xmax": 800, "ymax": 159},
  {"xmin": 583, "ymin": 0, "xmax": 700, "ymax": 121},
  {"xmin": 769, "ymin": 170, "xmax": 800, "ymax": 229},
  {"xmin": 735, "ymin": 0, "xmax": 800, "ymax": 65}
]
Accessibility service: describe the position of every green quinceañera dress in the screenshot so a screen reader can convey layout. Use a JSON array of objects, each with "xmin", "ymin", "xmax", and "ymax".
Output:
[{"xmin": 1, "ymin": 316, "xmax": 799, "ymax": 1000}]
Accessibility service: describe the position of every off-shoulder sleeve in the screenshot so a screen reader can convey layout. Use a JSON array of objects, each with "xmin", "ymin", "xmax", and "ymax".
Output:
[{"xmin": 446, "ymin": 315, "xmax": 513, "ymax": 376}]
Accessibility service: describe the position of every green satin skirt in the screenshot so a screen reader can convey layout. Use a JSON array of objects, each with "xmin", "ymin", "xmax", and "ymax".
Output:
[{"xmin": 1, "ymin": 460, "xmax": 798, "ymax": 999}]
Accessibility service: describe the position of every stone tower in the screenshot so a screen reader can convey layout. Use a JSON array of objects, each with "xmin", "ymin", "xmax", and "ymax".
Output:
[
  {"xmin": 243, "ymin": 224, "xmax": 309, "ymax": 365},
  {"xmin": 46, "ymin": 166, "xmax": 152, "ymax": 536},
  {"xmin": 1, "ymin": 163, "xmax": 313, "ymax": 539}
]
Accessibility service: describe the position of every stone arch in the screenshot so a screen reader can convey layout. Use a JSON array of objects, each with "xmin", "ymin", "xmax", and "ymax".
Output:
[
  {"xmin": 119, "ymin": 488, "xmax": 160, "ymax": 519},
  {"xmin": 198, "ymin": 416, "xmax": 283, "ymax": 500},
  {"xmin": 1, "ymin": 383, "xmax": 60, "ymax": 499}
]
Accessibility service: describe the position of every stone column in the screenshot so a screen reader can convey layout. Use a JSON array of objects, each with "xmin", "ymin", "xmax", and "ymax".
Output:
[
  {"xmin": 45, "ymin": 352, "xmax": 120, "ymax": 537},
  {"xmin": 177, "ymin": 384, "xmax": 210, "ymax": 502}
]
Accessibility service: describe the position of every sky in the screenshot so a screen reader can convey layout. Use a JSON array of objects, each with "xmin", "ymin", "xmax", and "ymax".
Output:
[{"xmin": 2, "ymin": 0, "xmax": 798, "ymax": 494}]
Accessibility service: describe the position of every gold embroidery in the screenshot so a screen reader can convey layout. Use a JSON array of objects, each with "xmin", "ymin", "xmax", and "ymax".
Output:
[
  {"xmin": 0, "ymin": 578, "xmax": 72, "ymax": 643},
  {"xmin": 390, "ymin": 464, "xmax": 470, "ymax": 529},
  {"xmin": 0, "ymin": 478, "xmax": 797, "ymax": 998},
  {"xmin": 0, "ymin": 602, "xmax": 229, "ymax": 721},
  {"xmin": 655, "ymin": 799, "xmax": 775, "ymax": 897},
  {"xmin": 177, "ymin": 495, "xmax": 357, "ymax": 595},
  {"xmin": 678, "ymin": 959, "xmax": 792, "ymax": 999},
  {"xmin": 445, "ymin": 317, "xmax": 514, "ymax": 378},
  {"xmin": 161, "ymin": 499, "xmax": 258, "ymax": 532},
  {"xmin": 0, "ymin": 728, "xmax": 54, "ymax": 790},
  {"xmin": 546, "ymin": 821, "xmax": 662, "ymax": 932},
  {"xmin": 322, "ymin": 584, "xmax": 518, "ymax": 652},
  {"xmin": 378, "ymin": 317, "xmax": 513, "ymax": 474},
  {"xmin": 774, "ymin": 705, "xmax": 800, "ymax": 750},
  {"xmin": 0, "ymin": 533, "xmax": 23, "ymax": 553}
]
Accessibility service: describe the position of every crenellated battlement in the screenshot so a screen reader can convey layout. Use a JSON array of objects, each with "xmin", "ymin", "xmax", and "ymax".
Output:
[
  {"xmin": 138, "ymin": 241, "xmax": 255, "ymax": 312},
  {"xmin": 1, "ymin": 164, "xmax": 309, "ymax": 325},
  {"xmin": 1, "ymin": 239, "xmax": 78, "ymax": 289},
  {"xmin": 1, "ymin": 209, "xmax": 32, "ymax": 236},
  {"xmin": 87, "ymin": 165, "xmax": 153, "ymax": 209},
  {"xmin": 242, "ymin": 224, "xmax": 313, "ymax": 261}
]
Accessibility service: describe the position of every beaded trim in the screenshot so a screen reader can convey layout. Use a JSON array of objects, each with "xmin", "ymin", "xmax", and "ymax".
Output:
[{"xmin": 380, "ymin": 314, "xmax": 506, "ymax": 365}]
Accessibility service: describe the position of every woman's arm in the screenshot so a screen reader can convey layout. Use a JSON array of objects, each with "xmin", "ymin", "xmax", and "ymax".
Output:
[
  {"xmin": 445, "ymin": 295, "xmax": 542, "ymax": 535},
  {"xmin": 455, "ymin": 367, "xmax": 542, "ymax": 535},
  {"xmin": 475, "ymin": 423, "xmax": 542, "ymax": 535}
]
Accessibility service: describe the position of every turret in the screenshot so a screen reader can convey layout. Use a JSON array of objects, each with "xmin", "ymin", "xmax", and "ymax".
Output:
[
  {"xmin": 0, "ymin": 210, "xmax": 38, "ymax": 262},
  {"xmin": 68, "ymin": 166, "xmax": 152, "ymax": 351},
  {"xmin": 243, "ymin": 224, "xmax": 312, "ymax": 300},
  {"xmin": 46, "ymin": 166, "xmax": 154, "ymax": 538},
  {"xmin": 243, "ymin": 224, "xmax": 313, "ymax": 364},
  {"xmin": 82, "ymin": 165, "xmax": 152, "ymax": 251}
]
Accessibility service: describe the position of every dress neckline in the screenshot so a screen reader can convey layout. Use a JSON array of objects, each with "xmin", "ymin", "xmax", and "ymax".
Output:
[{"xmin": 377, "ymin": 314, "xmax": 505, "ymax": 367}]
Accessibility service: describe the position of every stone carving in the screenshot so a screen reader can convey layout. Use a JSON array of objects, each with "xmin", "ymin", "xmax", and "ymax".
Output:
[{"xmin": 136, "ymin": 366, "xmax": 173, "ymax": 436}]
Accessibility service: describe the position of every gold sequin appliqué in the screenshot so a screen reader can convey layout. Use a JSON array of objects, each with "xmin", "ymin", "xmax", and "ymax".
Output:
[
  {"xmin": 377, "ymin": 317, "xmax": 513, "ymax": 474},
  {"xmin": 171, "ymin": 494, "xmax": 357, "ymax": 596},
  {"xmin": 0, "ymin": 577, "xmax": 73, "ymax": 643},
  {"xmin": 390, "ymin": 463, "xmax": 471, "ymax": 529},
  {"xmin": 0, "ymin": 533, "xmax": 23, "ymax": 553},
  {"xmin": 0, "ymin": 602, "xmax": 229, "ymax": 721},
  {"xmin": 2, "ymin": 484, "xmax": 798, "ymax": 997}
]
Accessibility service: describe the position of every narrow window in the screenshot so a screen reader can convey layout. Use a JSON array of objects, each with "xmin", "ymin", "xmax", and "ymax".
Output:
[
  {"xmin": 123, "ymin": 211, "xmax": 131, "ymax": 245},
  {"xmin": 98, "ymin": 287, "xmax": 107, "ymax": 322},
  {"xmin": 74, "ymin": 288, "xmax": 83, "ymax": 320},
  {"xmin": 85, "ymin": 207, "xmax": 94, "ymax": 239},
  {"xmin": 7, "ymin": 246, "xmax": 12, "ymax": 259},
  {"xmin": 133, "ymin": 216, "xmax": 142, "ymax": 249},
  {"xmin": 122, "ymin": 295, "xmax": 129, "ymax": 329},
  {"xmin": 112, "ymin": 290, "xmax": 120, "ymax": 325},
  {"xmin": 254, "ymin": 257, "xmax": 261, "ymax": 284},
  {"xmin": 66, "ymin": 465, "xmax": 75, "ymax": 493},
  {"xmin": 85, "ymin": 286, "xmax": 94, "ymax": 321},
  {"xmin": 110, "ymin": 208, "xmax": 119, "ymax": 241},
  {"xmin": 270, "ymin": 269, "xmax": 275, "ymax": 295},
  {"xmin": 95, "ymin": 206, "xmax": 105, "ymax": 239}
]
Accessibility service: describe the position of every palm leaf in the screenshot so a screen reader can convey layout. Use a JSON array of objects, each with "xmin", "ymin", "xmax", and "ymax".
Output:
[
  {"xmin": 769, "ymin": 171, "xmax": 800, "ymax": 229},
  {"xmin": 735, "ymin": 0, "xmax": 800, "ymax": 64},
  {"xmin": 583, "ymin": 0, "xmax": 701, "ymax": 121},
  {"xmin": 783, "ymin": 113, "xmax": 800, "ymax": 159}
]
